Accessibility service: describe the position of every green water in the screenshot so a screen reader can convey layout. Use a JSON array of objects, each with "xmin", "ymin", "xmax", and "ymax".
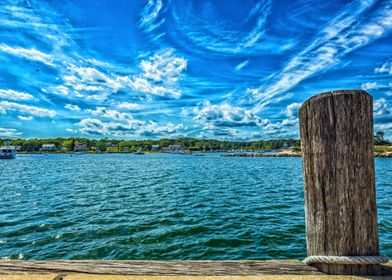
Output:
[{"xmin": 0, "ymin": 154, "xmax": 390, "ymax": 260}]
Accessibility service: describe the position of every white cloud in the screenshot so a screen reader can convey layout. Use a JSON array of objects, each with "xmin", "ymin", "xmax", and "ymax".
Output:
[
  {"xmin": 65, "ymin": 104, "xmax": 81, "ymax": 111},
  {"xmin": 139, "ymin": 121, "xmax": 183, "ymax": 137},
  {"xmin": 85, "ymin": 107, "xmax": 136, "ymax": 122},
  {"xmin": 130, "ymin": 49, "xmax": 187, "ymax": 98},
  {"xmin": 0, "ymin": 101, "xmax": 56, "ymax": 117},
  {"xmin": 375, "ymin": 122, "xmax": 392, "ymax": 134},
  {"xmin": 0, "ymin": 127, "xmax": 22, "ymax": 137},
  {"xmin": 286, "ymin": 102, "xmax": 302, "ymax": 118},
  {"xmin": 60, "ymin": 64, "xmax": 124, "ymax": 100},
  {"xmin": 17, "ymin": 115, "xmax": 33, "ymax": 121},
  {"xmin": 116, "ymin": 102, "xmax": 139, "ymax": 110},
  {"xmin": 140, "ymin": 50, "xmax": 187, "ymax": 83},
  {"xmin": 374, "ymin": 98, "xmax": 391, "ymax": 117},
  {"xmin": 75, "ymin": 116, "xmax": 184, "ymax": 138},
  {"xmin": 277, "ymin": 102, "xmax": 302, "ymax": 128},
  {"xmin": 75, "ymin": 117, "xmax": 144, "ymax": 137},
  {"xmin": 44, "ymin": 85, "xmax": 69, "ymax": 96},
  {"xmin": 281, "ymin": 118, "xmax": 298, "ymax": 127},
  {"xmin": 40, "ymin": 48, "xmax": 186, "ymax": 102},
  {"xmin": 361, "ymin": 82, "xmax": 378, "ymax": 90},
  {"xmin": 375, "ymin": 60, "xmax": 392, "ymax": 75},
  {"xmin": 0, "ymin": 44, "xmax": 54, "ymax": 66},
  {"xmin": 194, "ymin": 101, "xmax": 269, "ymax": 129},
  {"xmin": 0, "ymin": 89, "xmax": 34, "ymax": 101},
  {"xmin": 54, "ymin": 64, "xmax": 136, "ymax": 101}
]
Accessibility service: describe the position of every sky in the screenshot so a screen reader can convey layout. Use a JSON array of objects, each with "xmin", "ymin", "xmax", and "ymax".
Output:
[{"xmin": 0, "ymin": 0, "xmax": 391, "ymax": 141}]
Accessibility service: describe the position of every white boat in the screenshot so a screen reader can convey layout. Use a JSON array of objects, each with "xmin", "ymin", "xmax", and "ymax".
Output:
[{"xmin": 0, "ymin": 146, "xmax": 16, "ymax": 159}]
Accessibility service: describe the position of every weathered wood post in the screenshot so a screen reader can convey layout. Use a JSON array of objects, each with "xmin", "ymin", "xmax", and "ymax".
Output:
[{"xmin": 299, "ymin": 90, "xmax": 387, "ymax": 275}]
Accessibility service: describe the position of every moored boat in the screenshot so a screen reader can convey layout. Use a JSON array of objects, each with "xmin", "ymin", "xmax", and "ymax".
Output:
[
  {"xmin": 134, "ymin": 149, "xmax": 144, "ymax": 155},
  {"xmin": 0, "ymin": 145, "xmax": 16, "ymax": 159}
]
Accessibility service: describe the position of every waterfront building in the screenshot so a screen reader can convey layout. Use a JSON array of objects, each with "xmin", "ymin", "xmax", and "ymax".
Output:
[
  {"xmin": 74, "ymin": 143, "xmax": 88, "ymax": 152},
  {"xmin": 41, "ymin": 144, "xmax": 56, "ymax": 151},
  {"xmin": 162, "ymin": 145, "xmax": 182, "ymax": 153},
  {"xmin": 151, "ymin": 145, "xmax": 160, "ymax": 151}
]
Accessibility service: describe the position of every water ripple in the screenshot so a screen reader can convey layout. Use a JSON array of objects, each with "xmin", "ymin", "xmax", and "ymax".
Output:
[{"xmin": 0, "ymin": 154, "xmax": 390, "ymax": 260}]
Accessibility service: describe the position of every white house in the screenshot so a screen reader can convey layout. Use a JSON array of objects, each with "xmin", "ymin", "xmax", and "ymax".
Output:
[
  {"xmin": 162, "ymin": 145, "xmax": 182, "ymax": 153},
  {"xmin": 74, "ymin": 143, "xmax": 88, "ymax": 152},
  {"xmin": 151, "ymin": 145, "xmax": 160, "ymax": 151},
  {"xmin": 41, "ymin": 144, "xmax": 56, "ymax": 151}
]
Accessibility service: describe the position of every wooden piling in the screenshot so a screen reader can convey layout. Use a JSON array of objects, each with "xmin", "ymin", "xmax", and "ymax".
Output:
[{"xmin": 299, "ymin": 90, "xmax": 381, "ymax": 275}]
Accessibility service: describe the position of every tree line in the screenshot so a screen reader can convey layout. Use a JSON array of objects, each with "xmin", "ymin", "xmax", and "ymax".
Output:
[
  {"xmin": 0, "ymin": 137, "xmax": 300, "ymax": 152},
  {"xmin": 1, "ymin": 131, "xmax": 389, "ymax": 152}
]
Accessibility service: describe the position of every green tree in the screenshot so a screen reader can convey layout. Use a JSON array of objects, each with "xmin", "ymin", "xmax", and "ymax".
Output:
[
  {"xmin": 374, "ymin": 131, "xmax": 390, "ymax": 145},
  {"xmin": 62, "ymin": 139, "xmax": 74, "ymax": 151}
]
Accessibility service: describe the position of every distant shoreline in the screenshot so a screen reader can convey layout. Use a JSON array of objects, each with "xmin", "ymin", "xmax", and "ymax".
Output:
[
  {"xmin": 14, "ymin": 151, "xmax": 392, "ymax": 157},
  {"xmin": 223, "ymin": 152, "xmax": 392, "ymax": 157}
]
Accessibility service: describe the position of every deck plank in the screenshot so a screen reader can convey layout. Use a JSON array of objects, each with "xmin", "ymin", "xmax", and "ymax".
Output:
[
  {"xmin": 0, "ymin": 260, "xmax": 321, "ymax": 275},
  {"xmin": 0, "ymin": 261, "xmax": 390, "ymax": 276}
]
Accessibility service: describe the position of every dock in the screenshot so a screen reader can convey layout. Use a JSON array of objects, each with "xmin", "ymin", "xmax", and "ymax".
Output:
[{"xmin": 0, "ymin": 260, "xmax": 391, "ymax": 279}]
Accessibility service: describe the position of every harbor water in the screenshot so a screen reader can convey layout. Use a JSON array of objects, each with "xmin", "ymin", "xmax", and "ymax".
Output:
[{"xmin": 0, "ymin": 154, "xmax": 391, "ymax": 260}]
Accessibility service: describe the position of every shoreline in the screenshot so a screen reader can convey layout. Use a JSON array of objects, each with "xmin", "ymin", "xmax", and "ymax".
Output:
[
  {"xmin": 222, "ymin": 152, "xmax": 392, "ymax": 158},
  {"xmin": 12, "ymin": 151, "xmax": 392, "ymax": 157}
]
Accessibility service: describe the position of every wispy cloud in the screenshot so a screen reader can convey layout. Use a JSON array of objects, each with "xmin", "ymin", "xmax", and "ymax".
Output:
[
  {"xmin": 0, "ymin": 89, "xmax": 34, "ymax": 101},
  {"xmin": 375, "ymin": 59, "xmax": 392, "ymax": 75},
  {"xmin": 44, "ymin": 85, "xmax": 69, "ymax": 96},
  {"xmin": 139, "ymin": 0, "xmax": 165, "ymax": 33},
  {"xmin": 241, "ymin": 0, "xmax": 271, "ymax": 48},
  {"xmin": 0, "ymin": 127, "xmax": 22, "ymax": 138},
  {"xmin": 17, "ymin": 115, "xmax": 33, "ymax": 121},
  {"xmin": 0, "ymin": 44, "xmax": 54, "ymax": 66},
  {"xmin": 361, "ymin": 82, "xmax": 379, "ymax": 90},
  {"xmin": 64, "ymin": 104, "xmax": 81, "ymax": 111},
  {"xmin": 250, "ymin": 0, "xmax": 392, "ymax": 112},
  {"xmin": 116, "ymin": 102, "xmax": 139, "ymax": 110},
  {"xmin": 169, "ymin": 0, "xmax": 286, "ymax": 56},
  {"xmin": 235, "ymin": 60, "xmax": 249, "ymax": 71},
  {"xmin": 0, "ymin": 101, "xmax": 56, "ymax": 117},
  {"xmin": 374, "ymin": 98, "xmax": 391, "ymax": 118},
  {"xmin": 85, "ymin": 107, "xmax": 136, "ymax": 122}
]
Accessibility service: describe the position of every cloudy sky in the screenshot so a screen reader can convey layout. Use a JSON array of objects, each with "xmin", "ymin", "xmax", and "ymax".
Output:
[{"xmin": 0, "ymin": 0, "xmax": 391, "ymax": 140}]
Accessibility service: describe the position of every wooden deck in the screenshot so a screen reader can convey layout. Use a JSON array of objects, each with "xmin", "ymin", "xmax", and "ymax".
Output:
[{"xmin": 0, "ymin": 260, "xmax": 391, "ymax": 278}]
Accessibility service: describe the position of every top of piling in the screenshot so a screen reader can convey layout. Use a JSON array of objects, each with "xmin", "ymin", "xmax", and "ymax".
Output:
[{"xmin": 300, "ymin": 89, "xmax": 371, "ymax": 111}]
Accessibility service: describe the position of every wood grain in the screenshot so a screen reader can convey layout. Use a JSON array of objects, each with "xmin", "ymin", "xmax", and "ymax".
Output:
[
  {"xmin": 0, "ymin": 260, "xmax": 390, "ymax": 277},
  {"xmin": 299, "ymin": 90, "xmax": 379, "ymax": 275},
  {"xmin": 0, "ymin": 260, "xmax": 322, "ymax": 275}
]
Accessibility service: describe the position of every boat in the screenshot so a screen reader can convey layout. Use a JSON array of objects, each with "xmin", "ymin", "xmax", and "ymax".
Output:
[
  {"xmin": 0, "ymin": 145, "xmax": 16, "ymax": 159},
  {"xmin": 134, "ymin": 149, "xmax": 144, "ymax": 155}
]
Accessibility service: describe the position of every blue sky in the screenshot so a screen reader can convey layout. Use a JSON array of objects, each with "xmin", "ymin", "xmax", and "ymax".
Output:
[{"xmin": 0, "ymin": 0, "xmax": 391, "ymax": 140}]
